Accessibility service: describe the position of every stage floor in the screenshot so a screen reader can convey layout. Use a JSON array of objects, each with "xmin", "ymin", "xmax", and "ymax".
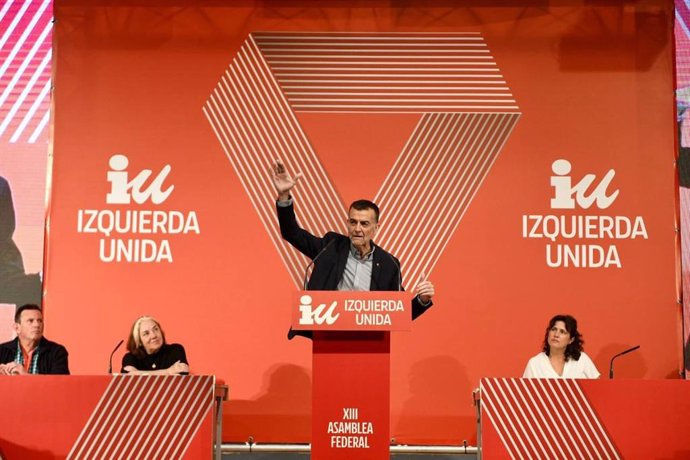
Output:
[{"xmin": 222, "ymin": 452, "xmax": 476, "ymax": 459}]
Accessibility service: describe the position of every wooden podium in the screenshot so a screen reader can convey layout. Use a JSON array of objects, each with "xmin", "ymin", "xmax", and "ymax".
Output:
[{"xmin": 292, "ymin": 291, "xmax": 411, "ymax": 460}]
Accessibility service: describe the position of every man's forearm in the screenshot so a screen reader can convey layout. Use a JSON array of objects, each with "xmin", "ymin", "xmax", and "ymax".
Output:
[{"xmin": 411, "ymin": 296, "xmax": 433, "ymax": 320}]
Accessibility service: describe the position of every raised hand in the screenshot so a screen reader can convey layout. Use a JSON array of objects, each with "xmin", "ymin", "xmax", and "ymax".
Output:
[
  {"xmin": 415, "ymin": 273, "xmax": 435, "ymax": 304},
  {"xmin": 271, "ymin": 159, "xmax": 302, "ymax": 200}
]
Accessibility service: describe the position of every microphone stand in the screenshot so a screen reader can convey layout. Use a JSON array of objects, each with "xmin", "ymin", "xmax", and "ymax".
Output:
[
  {"xmin": 108, "ymin": 339, "xmax": 124, "ymax": 374},
  {"xmin": 608, "ymin": 345, "xmax": 640, "ymax": 379}
]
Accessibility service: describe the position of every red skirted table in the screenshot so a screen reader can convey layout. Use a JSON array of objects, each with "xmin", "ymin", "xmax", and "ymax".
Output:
[
  {"xmin": 0, "ymin": 375, "xmax": 215, "ymax": 459},
  {"xmin": 479, "ymin": 378, "xmax": 690, "ymax": 460}
]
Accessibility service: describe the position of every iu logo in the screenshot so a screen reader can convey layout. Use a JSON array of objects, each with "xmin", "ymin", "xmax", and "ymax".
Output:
[
  {"xmin": 550, "ymin": 159, "xmax": 619, "ymax": 209},
  {"xmin": 298, "ymin": 295, "xmax": 340, "ymax": 325},
  {"xmin": 106, "ymin": 154, "xmax": 174, "ymax": 205}
]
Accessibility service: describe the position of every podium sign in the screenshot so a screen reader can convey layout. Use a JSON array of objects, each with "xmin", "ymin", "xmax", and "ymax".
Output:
[
  {"xmin": 292, "ymin": 290, "xmax": 412, "ymax": 460},
  {"xmin": 312, "ymin": 331, "xmax": 390, "ymax": 460},
  {"xmin": 291, "ymin": 291, "xmax": 411, "ymax": 331}
]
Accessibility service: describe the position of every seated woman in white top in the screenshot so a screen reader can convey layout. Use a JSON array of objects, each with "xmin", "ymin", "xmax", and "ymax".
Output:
[{"xmin": 523, "ymin": 314, "xmax": 600, "ymax": 379}]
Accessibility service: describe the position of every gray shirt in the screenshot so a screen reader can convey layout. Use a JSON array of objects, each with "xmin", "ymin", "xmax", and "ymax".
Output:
[{"xmin": 337, "ymin": 244, "xmax": 374, "ymax": 291}]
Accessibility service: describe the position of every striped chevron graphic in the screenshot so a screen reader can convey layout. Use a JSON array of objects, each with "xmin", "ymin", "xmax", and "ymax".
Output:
[
  {"xmin": 0, "ymin": 0, "xmax": 53, "ymax": 143},
  {"xmin": 204, "ymin": 32, "xmax": 520, "ymax": 287},
  {"xmin": 480, "ymin": 378, "xmax": 620, "ymax": 460},
  {"xmin": 375, "ymin": 111, "xmax": 518, "ymax": 285},
  {"xmin": 254, "ymin": 32, "xmax": 518, "ymax": 112},
  {"xmin": 67, "ymin": 375, "xmax": 214, "ymax": 460}
]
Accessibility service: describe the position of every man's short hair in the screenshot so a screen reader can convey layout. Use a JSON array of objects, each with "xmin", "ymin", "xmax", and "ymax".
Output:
[
  {"xmin": 15, "ymin": 304, "xmax": 41, "ymax": 323},
  {"xmin": 349, "ymin": 199, "xmax": 380, "ymax": 222}
]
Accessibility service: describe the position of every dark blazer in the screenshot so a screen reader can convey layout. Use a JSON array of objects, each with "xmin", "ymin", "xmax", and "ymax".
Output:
[
  {"xmin": 277, "ymin": 201, "xmax": 432, "ymax": 338},
  {"xmin": 0, "ymin": 337, "xmax": 70, "ymax": 374}
]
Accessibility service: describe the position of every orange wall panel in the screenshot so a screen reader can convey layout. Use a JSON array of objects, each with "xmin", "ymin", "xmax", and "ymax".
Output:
[{"xmin": 48, "ymin": 1, "xmax": 677, "ymax": 443}]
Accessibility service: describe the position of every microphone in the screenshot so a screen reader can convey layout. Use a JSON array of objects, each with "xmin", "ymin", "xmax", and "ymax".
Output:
[
  {"xmin": 303, "ymin": 239, "xmax": 335, "ymax": 289},
  {"xmin": 608, "ymin": 345, "xmax": 640, "ymax": 379},
  {"xmin": 108, "ymin": 339, "xmax": 124, "ymax": 374}
]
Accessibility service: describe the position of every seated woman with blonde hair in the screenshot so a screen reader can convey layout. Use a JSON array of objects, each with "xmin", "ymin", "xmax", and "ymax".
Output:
[
  {"xmin": 121, "ymin": 316, "xmax": 189, "ymax": 375},
  {"xmin": 523, "ymin": 314, "xmax": 600, "ymax": 379}
]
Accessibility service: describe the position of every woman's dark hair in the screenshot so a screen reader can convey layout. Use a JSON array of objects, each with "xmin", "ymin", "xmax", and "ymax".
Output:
[
  {"xmin": 126, "ymin": 316, "xmax": 167, "ymax": 359},
  {"xmin": 542, "ymin": 314, "xmax": 584, "ymax": 361}
]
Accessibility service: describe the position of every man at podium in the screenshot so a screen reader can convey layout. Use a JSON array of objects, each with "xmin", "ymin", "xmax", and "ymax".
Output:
[{"xmin": 271, "ymin": 160, "xmax": 434, "ymax": 339}]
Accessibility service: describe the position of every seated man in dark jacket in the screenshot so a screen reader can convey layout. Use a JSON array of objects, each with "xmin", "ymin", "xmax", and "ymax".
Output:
[{"xmin": 0, "ymin": 304, "xmax": 69, "ymax": 375}]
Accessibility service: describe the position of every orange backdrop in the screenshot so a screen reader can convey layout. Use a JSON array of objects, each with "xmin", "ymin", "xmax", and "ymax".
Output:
[{"xmin": 47, "ymin": 0, "xmax": 678, "ymax": 443}]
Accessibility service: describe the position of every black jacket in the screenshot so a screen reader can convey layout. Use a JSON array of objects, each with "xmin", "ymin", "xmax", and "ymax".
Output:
[
  {"xmin": 0, "ymin": 337, "xmax": 70, "ymax": 374},
  {"xmin": 277, "ymin": 201, "xmax": 432, "ymax": 338},
  {"xmin": 121, "ymin": 343, "xmax": 188, "ymax": 373}
]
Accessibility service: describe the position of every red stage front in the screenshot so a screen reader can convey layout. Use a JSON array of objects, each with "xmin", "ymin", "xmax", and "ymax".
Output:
[
  {"xmin": 480, "ymin": 378, "xmax": 690, "ymax": 459},
  {"xmin": 0, "ymin": 375, "xmax": 214, "ymax": 460}
]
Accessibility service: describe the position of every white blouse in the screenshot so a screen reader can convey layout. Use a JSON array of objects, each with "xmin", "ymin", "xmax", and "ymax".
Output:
[{"xmin": 522, "ymin": 352, "xmax": 600, "ymax": 379}]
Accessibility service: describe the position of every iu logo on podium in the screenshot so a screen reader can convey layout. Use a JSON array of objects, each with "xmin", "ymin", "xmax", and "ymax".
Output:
[{"xmin": 298, "ymin": 295, "xmax": 340, "ymax": 326}]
